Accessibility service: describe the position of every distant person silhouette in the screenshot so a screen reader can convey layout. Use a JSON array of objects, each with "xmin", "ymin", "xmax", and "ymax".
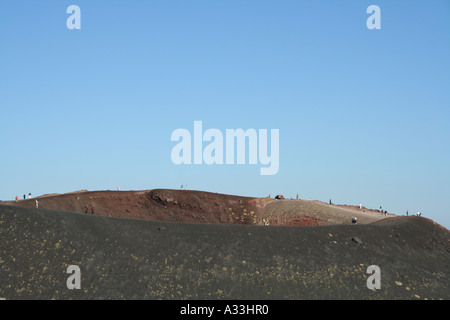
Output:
[
  {"xmin": 28, "ymin": 193, "xmax": 32, "ymax": 199},
  {"xmin": 91, "ymin": 206, "xmax": 95, "ymax": 215},
  {"xmin": 35, "ymin": 199, "xmax": 39, "ymax": 208},
  {"xmin": 23, "ymin": 194, "xmax": 26, "ymax": 200},
  {"xmin": 15, "ymin": 196, "xmax": 18, "ymax": 203},
  {"xmin": 85, "ymin": 205, "xmax": 89, "ymax": 214}
]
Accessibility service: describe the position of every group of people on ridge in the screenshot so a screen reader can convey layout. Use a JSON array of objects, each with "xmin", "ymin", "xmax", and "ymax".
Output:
[{"xmin": 84, "ymin": 204, "xmax": 95, "ymax": 215}]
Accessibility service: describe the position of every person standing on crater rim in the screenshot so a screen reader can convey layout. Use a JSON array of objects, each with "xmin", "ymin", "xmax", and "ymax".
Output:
[
  {"xmin": 84, "ymin": 205, "xmax": 89, "ymax": 214},
  {"xmin": 91, "ymin": 205, "xmax": 95, "ymax": 215}
]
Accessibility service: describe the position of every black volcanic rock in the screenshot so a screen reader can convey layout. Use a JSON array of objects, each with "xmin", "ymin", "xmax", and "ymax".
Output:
[{"xmin": 0, "ymin": 204, "xmax": 449, "ymax": 300}]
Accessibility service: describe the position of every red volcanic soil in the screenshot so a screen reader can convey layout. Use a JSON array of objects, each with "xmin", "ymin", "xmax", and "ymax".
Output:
[
  {"xmin": 3, "ymin": 189, "xmax": 271, "ymax": 225},
  {"xmin": 2, "ymin": 189, "xmax": 388, "ymax": 226}
]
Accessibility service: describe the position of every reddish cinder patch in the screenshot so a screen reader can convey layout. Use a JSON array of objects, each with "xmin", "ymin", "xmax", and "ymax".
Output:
[
  {"xmin": 2, "ymin": 189, "xmax": 385, "ymax": 226},
  {"xmin": 3, "ymin": 189, "xmax": 268, "ymax": 225}
]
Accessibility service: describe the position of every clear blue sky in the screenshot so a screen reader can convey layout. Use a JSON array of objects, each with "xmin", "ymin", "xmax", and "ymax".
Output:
[{"xmin": 1, "ymin": 1, "xmax": 449, "ymax": 229}]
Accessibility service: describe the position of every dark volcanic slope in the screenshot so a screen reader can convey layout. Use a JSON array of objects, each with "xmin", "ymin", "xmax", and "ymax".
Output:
[{"xmin": 1, "ymin": 205, "xmax": 449, "ymax": 300}]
